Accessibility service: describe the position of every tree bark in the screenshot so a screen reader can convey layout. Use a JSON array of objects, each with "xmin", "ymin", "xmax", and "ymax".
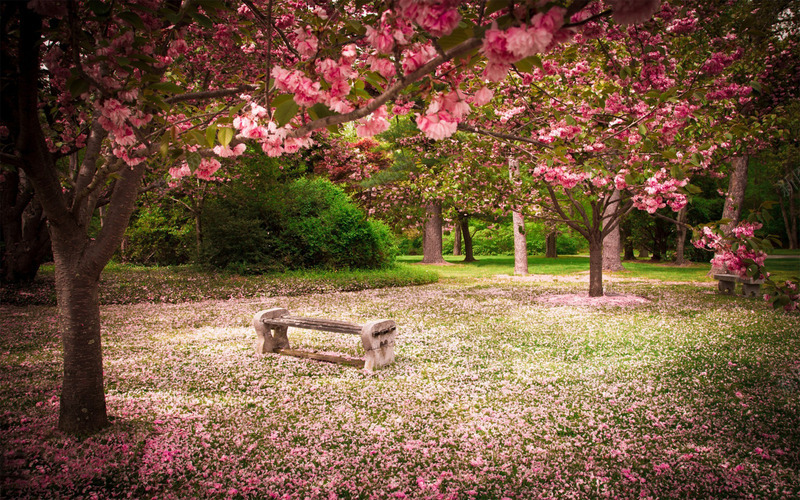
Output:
[
  {"xmin": 779, "ymin": 194, "xmax": 798, "ymax": 249},
  {"xmin": 508, "ymin": 158, "xmax": 526, "ymax": 272},
  {"xmin": 711, "ymin": 155, "xmax": 749, "ymax": 274},
  {"xmin": 460, "ymin": 215, "xmax": 476, "ymax": 263},
  {"xmin": 52, "ymin": 233, "xmax": 108, "ymax": 434},
  {"xmin": 421, "ymin": 201, "xmax": 446, "ymax": 264},
  {"xmin": 602, "ymin": 190, "xmax": 625, "ymax": 271},
  {"xmin": 674, "ymin": 206, "xmax": 688, "ymax": 265},
  {"xmin": 512, "ymin": 211, "xmax": 528, "ymax": 274},
  {"xmin": 1, "ymin": 169, "xmax": 51, "ymax": 283},
  {"xmin": 588, "ymin": 234, "xmax": 604, "ymax": 297},
  {"xmin": 545, "ymin": 230, "xmax": 557, "ymax": 258},
  {"xmin": 452, "ymin": 222, "xmax": 461, "ymax": 256}
]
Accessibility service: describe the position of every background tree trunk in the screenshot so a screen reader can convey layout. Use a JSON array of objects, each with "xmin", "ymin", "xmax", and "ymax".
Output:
[
  {"xmin": 545, "ymin": 230, "xmax": 557, "ymax": 258},
  {"xmin": 1, "ymin": 168, "xmax": 51, "ymax": 283},
  {"xmin": 512, "ymin": 211, "xmax": 528, "ymax": 274},
  {"xmin": 779, "ymin": 194, "xmax": 798, "ymax": 249},
  {"xmin": 460, "ymin": 215, "xmax": 476, "ymax": 263},
  {"xmin": 711, "ymin": 155, "xmax": 749, "ymax": 274},
  {"xmin": 452, "ymin": 222, "xmax": 461, "ymax": 256},
  {"xmin": 602, "ymin": 190, "xmax": 625, "ymax": 271},
  {"xmin": 588, "ymin": 234, "xmax": 604, "ymax": 297},
  {"xmin": 674, "ymin": 206, "xmax": 688, "ymax": 265},
  {"xmin": 421, "ymin": 201, "xmax": 446, "ymax": 264}
]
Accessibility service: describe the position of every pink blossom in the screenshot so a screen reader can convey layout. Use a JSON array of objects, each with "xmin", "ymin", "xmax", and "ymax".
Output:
[
  {"xmin": 213, "ymin": 144, "xmax": 246, "ymax": 157},
  {"xmin": 365, "ymin": 26, "xmax": 395, "ymax": 54},
  {"xmin": 369, "ymin": 57, "xmax": 397, "ymax": 79},
  {"xmin": 471, "ymin": 87, "xmax": 494, "ymax": 107},
  {"xmin": 610, "ymin": 0, "xmax": 662, "ymax": 25},
  {"xmin": 195, "ymin": 158, "xmax": 221, "ymax": 180},
  {"xmin": 416, "ymin": 111, "xmax": 458, "ymax": 140},
  {"xmin": 356, "ymin": 105, "xmax": 390, "ymax": 137}
]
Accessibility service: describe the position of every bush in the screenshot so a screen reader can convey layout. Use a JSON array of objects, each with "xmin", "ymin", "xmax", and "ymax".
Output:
[
  {"xmin": 123, "ymin": 204, "xmax": 193, "ymax": 265},
  {"xmin": 202, "ymin": 177, "xmax": 396, "ymax": 271}
]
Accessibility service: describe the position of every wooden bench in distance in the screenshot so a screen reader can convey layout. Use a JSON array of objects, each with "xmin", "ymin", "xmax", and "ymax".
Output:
[
  {"xmin": 253, "ymin": 307, "xmax": 397, "ymax": 371},
  {"xmin": 714, "ymin": 273, "xmax": 765, "ymax": 297}
]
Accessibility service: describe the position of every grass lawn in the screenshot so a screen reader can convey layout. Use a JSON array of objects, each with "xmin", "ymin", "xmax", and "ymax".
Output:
[{"xmin": 1, "ymin": 259, "xmax": 799, "ymax": 498}]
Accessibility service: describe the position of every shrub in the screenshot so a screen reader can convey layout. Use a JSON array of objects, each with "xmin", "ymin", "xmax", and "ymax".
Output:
[
  {"xmin": 123, "ymin": 204, "xmax": 193, "ymax": 265},
  {"xmin": 202, "ymin": 177, "xmax": 396, "ymax": 271}
]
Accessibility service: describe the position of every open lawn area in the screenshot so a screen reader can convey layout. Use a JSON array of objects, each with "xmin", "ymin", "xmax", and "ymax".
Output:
[{"xmin": 2, "ymin": 258, "xmax": 799, "ymax": 498}]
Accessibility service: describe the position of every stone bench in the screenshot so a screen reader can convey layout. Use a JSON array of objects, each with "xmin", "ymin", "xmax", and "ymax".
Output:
[
  {"xmin": 253, "ymin": 307, "xmax": 397, "ymax": 371},
  {"xmin": 713, "ymin": 274, "xmax": 765, "ymax": 297}
]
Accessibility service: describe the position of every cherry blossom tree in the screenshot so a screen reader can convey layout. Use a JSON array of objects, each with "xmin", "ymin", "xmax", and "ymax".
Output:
[{"xmin": 1, "ymin": 0, "xmax": 673, "ymax": 434}]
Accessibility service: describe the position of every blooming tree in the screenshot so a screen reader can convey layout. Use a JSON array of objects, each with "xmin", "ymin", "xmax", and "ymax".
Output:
[{"xmin": 1, "ymin": 0, "xmax": 680, "ymax": 434}]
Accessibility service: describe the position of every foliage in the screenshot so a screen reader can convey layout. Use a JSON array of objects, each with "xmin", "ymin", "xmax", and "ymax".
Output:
[
  {"xmin": 203, "ymin": 177, "xmax": 397, "ymax": 272},
  {"xmin": 123, "ymin": 203, "xmax": 194, "ymax": 265}
]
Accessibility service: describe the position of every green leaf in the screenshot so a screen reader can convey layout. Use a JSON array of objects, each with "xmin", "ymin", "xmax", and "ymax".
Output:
[
  {"xmin": 485, "ymin": 0, "xmax": 511, "ymax": 15},
  {"xmin": 87, "ymin": 0, "xmax": 112, "ymax": 15},
  {"xmin": 514, "ymin": 55, "xmax": 542, "ymax": 74},
  {"xmin": 68, "ymin": 77, "xmax": 90, "ymax": 98},
  {"xmin": 217, "ymin": 127, "xmax": 234, "ymax": 147},
  {"xmin": 307, "ymin": 103, "xmax": 335, "ymax": 121},
  {"xmin": 117, "ymin": 11, "xmax": 145, "ymax": 29},
  {"xmin": 684, "ymin": 184, "xmax": 702, "ymax": 195},
  {"xmin": 270, "ymin": 93, "xmax": 293, "ymax": 108},
  {"xmin": 205, "ymin": 125, "xmax": 217, "ymax": 148},
  {"xmin": 638, "ymin": 123, "xmax": 647, "ymax": 136},
  {"xmin": 438, "ymin": 25, "xmax": 473, "ymax": 51},
  {"xmin": 151, "ymin": 82, "xmax": 184, "ymax": 94},
  {"xmin": 190, "ymin": 12, "xmax": 214, "ymax": 29},
  {"xmin": 186, "ymin": 152, "xmax": 201, "ymax": 170},
  {"xmin": 565, "ymin": 115, "xmax": 577, "ymax": 126},
  {"xmin": 663, "ymin": 148, "xmax": 678, "ymax": 160},
  {"xmin": 364, "ymin": 71, "xmax": 385, "ymax": 91},
  {"xmin": 159, "ymin": 133, "xmax": 170, "ymax": 158},
  {"xmin": 671, "ymin": 164, "xmax": 685, "ymax": 180},
  {"xmin": 274, "ymin": 98, "xmax": 299, "ymax": 128}
]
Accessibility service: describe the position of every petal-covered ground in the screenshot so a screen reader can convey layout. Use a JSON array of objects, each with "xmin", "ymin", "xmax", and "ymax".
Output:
[{"xmin": 1, "ymin": 278, "xmax": 799, "ymax": 499}]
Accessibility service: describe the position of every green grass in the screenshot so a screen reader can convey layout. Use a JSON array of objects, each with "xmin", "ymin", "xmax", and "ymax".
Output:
[{"xmin": 398, "ymin": 254, "xmax": 798, "ymax": 283}]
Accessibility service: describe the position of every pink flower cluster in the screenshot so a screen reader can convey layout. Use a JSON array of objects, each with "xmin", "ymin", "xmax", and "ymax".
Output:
[
  {"xmin": 233, "ymin": 102, "xmax": 313, "ymax": 157},
  {"xmin": 397, "ymin": 0, "xmax": 462, "ymax": 37},
  {"xmin": 532, "ymin": 163, "xmax": 591, "ymax": 190},
  {"xmin": 480, "ymin": 8, "xmax": 565, "ymax": 82},
  {"xmin": 631, "ymin": 170, "xmax": 688, "ymax": 213},
  {"xmin": 693, "ymin": 222, "xmax": 768, "ymax": 279},
  {"xmin": 356, "ymin": 104, "xmax": 391, "ymax": 137},
  {"xmin": 415, "ymin": 90, "xmax": 470, "ymax": 140}
]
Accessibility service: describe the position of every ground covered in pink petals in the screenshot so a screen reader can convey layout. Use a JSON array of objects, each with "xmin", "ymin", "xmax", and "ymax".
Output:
[{"xmin": 2, "ymin": 278, "xmax": 799, "ymax": 499}]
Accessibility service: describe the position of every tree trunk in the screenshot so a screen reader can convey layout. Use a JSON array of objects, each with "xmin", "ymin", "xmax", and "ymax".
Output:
[
  {"xmin": 421, "ymin": 201, "xmax": 446, "ymax": 264},
  {"xmin": 545, "ymin": 230, "xmax": 557, "ymax": 258},
  {"xmin": 602, "ymin": 190, "xmax": 625, "ymax": 271},
  {"xmin": 711, "ymin": 155, "xmax": 749, "ymax": 274},
  {"xmin": 453, "ymin": 222, "xmax": 461, "ymax": 256},
  {"xmin": 1, "ymin": 168, "xmax": 51, "ymax": 283},
  {"xmin": 512, "ymin": 211, "xmax": 528, "ymax": 274},
  {"xmin": 52, "ymin": 234, "xmax": 108, "ymax": 434},
  {"xmin": 460, "ymin": 215, "xmax": 476, "ymax": 263},
  {"xmin": 588, "ymin": 235, "xmax": 604, "ymax": 297},
  {"xmin": 674, "ymin": 206, "xmax": 688, "ymax": 265},
  {"xmin": 779, "ymin": 194, "xmax": 799, "ymax": 249}
]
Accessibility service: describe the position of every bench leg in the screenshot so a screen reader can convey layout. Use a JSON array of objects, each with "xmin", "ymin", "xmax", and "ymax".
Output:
[
  {"xmin": 718, "ymin": 280, "xmax": 735, "ymax": 294},
  {"xmin": 741, "ymin": 283, "xmax": 762, "ymax": 298},
  {"xmin": 253, "ymin": 308, "xmax": 291, "ymax": 354},
  {"xmin": 360, "ymin": 319, "xmax": 398, "ymax": 371}
]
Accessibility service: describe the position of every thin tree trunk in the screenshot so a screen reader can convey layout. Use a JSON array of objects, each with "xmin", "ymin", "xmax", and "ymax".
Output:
[
  {"xmin": 711, "ymin": 155, "xmax": 749, "ymax": 274},
  {"xmin": 674, "ymin": 206, "xmax": 688, "ymax": 265},
  {"xmin": 512, "ymin": 211, "xmax": 528, "ymax": 274},
  {"xmin": 780, "ymin": 195, "xmax": 799, "ymax": 249},
  {"xmin": 421, "ymin": 201, "xmax": 446, "ymax": 264},
  {"xmin": 545, "ymin": 230, "xmax": 557, "ymax": 258},
  {"xmin": 508, "ymin": 157, "xmax": 526, "ymax": 272},
  {"xmin": 460, "ymin": 215, "xmax": 476, "ymax": 263},
  {"xmin": 602, "ymin": 190, "xmax": 625, "ymax": 271},
  {"xmin": 453, "ymin": 222, "xmax": 461, "ymax": 256},
  {"xmin": 588, "ymin": 234, "xmax": 604, "ymax": 297}
]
